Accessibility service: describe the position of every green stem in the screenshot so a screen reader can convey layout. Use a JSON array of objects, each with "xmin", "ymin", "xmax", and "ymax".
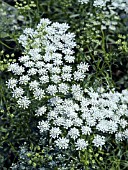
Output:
[{"xmin": 0, "ymin": 40, "xmax": 13, "ymax": 49}]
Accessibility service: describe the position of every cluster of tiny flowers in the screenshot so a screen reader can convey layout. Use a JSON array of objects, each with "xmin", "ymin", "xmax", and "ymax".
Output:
[
  {"xmin": 78, "ymin": 0, "xmax": 128, "ymax": 12},
  {"xmin": 7, "ymin": 19, "xmax": 128, "ymax": 151},
  {"xmin": 7, "ymin": 18, "xmax": 89, "ymax": 110},
  {"xmin": 37, "ymin": 88, "xmax": 128, "ymax": 149},
  {"xmin": 78, "ymin": 0, "xmax": 89, "ymax": 4},
  {"xmin": 78, "ymin": 0, "xmax": 128, "ymax": 31}
]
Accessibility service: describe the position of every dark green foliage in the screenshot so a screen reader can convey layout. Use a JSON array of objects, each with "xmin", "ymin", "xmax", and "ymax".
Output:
[{"xmin": 0, "ymin": 0, "xmax": 128, "ymax": 169}]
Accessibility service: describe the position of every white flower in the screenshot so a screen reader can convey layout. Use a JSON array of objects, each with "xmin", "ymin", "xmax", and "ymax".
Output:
[
  {"xmin": 33, "ymin": 88, "xmax": 45, "ymax": 100},
  {"xmin": 62, "ymin": 73, "xmax": 72, "ymax": 81},
  {"xmin": 29, "ymin": 80, "xmax": 39, "ymax": 90},
  {"xmin": 12, "ymin": 87, "xmax": 24, "ymax": 98},
  {"xmin": 50, "ymin": 127, "xmax": 61, "ymax": 139},
  {"xmin": 45, "ymin": 64, "xmax": 53, "ymax": 71},
  {"xmin": 62, "ymin": 65, "xmax": 72, "ymax": 73},
  {"xmin": 19, "ymin": 55, "xmax": 30, "ymax": 63},
  {"xmin": 23, "ymin": 61, "xmax": 35, "ymax": 68},
  {"xmin": 71, "ymin": 84, "xmax": 83, "ymax": 101},
  {"xmin": 96, "ymin": 120, "xmax": 118, "ymax": 134},
  {"xmin": 77, "ymin": 62, "xmax": 89, "ymax": 72},
  {"xmin": 8, "ymin": 63, "xmax": 25, "ymax": 75},
  {"xmin": 67, "ymin": 110, "xmax": 78, "ymax": 119},
  {"xmin": 63, "ymin": 119, "xmax": 73, "ymax": 129},
  {"xmin": 52, "ymin": 53, "xmax": 63, "ymax": 65},
  {"xmin": 47, "ymin": 85, "xmax": 58, "ymax": 95},
  {"xmin": 37, "ymin": 120, "xmax": 50, "ymax": 133},
  {"xmin": 39, "ymin": 75, "xmax": 49, "ymax": 84},
  {"xmin": 35, "ymin": 61, "xmax": 45, "ymax": 68},
  {"xmin": 93, "ymin": 0, "xmax": 106, "ymax": 8},
  {"xmin": 119, "ymin": 119, "xmax": 128, "ymax": 129},
  {"xmin": 54, "ymin": 117, "xmax": 65, "ymax": 126},
  {"xmin": 74, "ymin": 71, "xmax": 85, "ymax": 81},
  {"xmin": 35, "ymin": 106, "xmax": 47, "ymax": 116},
  {"xmin": 75, "ymin": 139, "xmax": 88, "ymax": 150},
  {"xmin": 27, "ymin": 68, "xmax": 37, "ymax": 75},
  {"xmin": 23, "ymin": 28, "xmax": 34, "ymax": 36},
  {"xmin": 50, "ymin": 66, "xmax": 61, "ymax": 74},
  {"xmin": 38, "ymin": 68, "xmax": 48, "ymax": 76},
  {"xmin": 123, "ymin": 129, "xmax": 128, "ymax": 139},
  {"xmin": 81, "ymin": 126, "xmax": 92, "ymax": 135},
  {"xmin": 18, "ymin": 34, "xmax": 28, "ymax": 47},
  {"xmin": 92, "ymin": 135, "xmax": 105, "ymax": 147},
  {"xmin": 49, "ymin": 96, "xmax": 63, "ymax": 106},
  {"xmin": 51, "ymin": 75, "xmax": 61, "ymax": 84},
  {"xmin": 17, "ymin": 96, "xmax": 31, "ymax": 109},
  {"xmin": 58, "ymin": 83, "xmax": 69, "ymax": 94},
  {"xmin": 48, "ymin": 110, "xmax": 58, "ymax": 120},
  {"xmin": 68, "ymin": 127, "xmax": 80, "ymax": 140},
  {"xmin": 73, "ymin": 118, "xmax": 83, "ymax": 127},
  {"xmin": 78, "ymin": 0, "xmax": 89, "ymax": 4},
  {"xmin": 6, "ymin": 78, "xmax": 17, "ymax": 89},
  {"xmin": 28, "ymin": 49, "xmax": 41, "ymax": 60},
  {"xmin": 64, "ymin": 55, "xmax": 75, "ymax": 63},
  {"xmin": 55, "ymin": 137, "xmax": 69, "ymax": 149},
  {"xmin": 19, "ymin": 75, "xmax": 30, "ymax": 85},
  {"xmin": 115, "ymin": 132, "xmax": 124, "ymax": 141},
  {"xmin": 37, "ymin": 18, "xmax": 51, "ymax": 28}
]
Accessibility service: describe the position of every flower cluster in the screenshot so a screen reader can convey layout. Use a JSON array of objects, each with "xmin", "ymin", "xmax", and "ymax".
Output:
[
  {"xmin": 37, "ymin": 88, "xmax": 128, "ymax": 149},
  {"xmin": 78, "ymin": 0, "xmax": 128, "ymax": 12},
  {"xmin": 78, "ymin": 0, "xmax": 128, "ymax": 31},
  {"xmin": 7, "ymin": 19, "xmax": 128, "ymax": 152}
]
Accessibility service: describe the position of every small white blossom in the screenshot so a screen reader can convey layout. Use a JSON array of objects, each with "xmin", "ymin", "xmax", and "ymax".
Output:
[
  {"xmin": 47, "ymin": 85, "xmax": 58, "ymax": 95},
  {"xmin": 12, "ymin": 87, "xmax": 24, "ymax": 98},
  {"xmin": 29, "ymin": 80, "xmax": 39, "ymax": 90},
  {"xmin": 33, "ymin": 88, "xmax": 45, "ymax": 100},
  {"xmin": 18, "ymin": 34, "xmax": 28, "ymax": 47},
  {"xmin": 92, "ymin": 135, "xmax": 105, "ymax": 147},
  {"xmin": 75, "ymin": 139, "xmax": 88, "ymax": 150},
  {"xmin": 6, "ymin": 78, "xmax": 17, "ymax": 89},
  {"xmin": 35, "ymin": 106, "xmax": 47, "ymax": 116},
  {"xmin": 38, "ymin": 120, "xmax": 50, "ymax": 132},
  {"xmin": 81, "ymin": 126, "xmax": 92, "ymax": 135},
  {"xmin": 63, "ymin": 119, "xmax": 73, "ymax": 129},
  {"xmin": 50, "ymin": 127, "xmax": 61, "ymax": 139},
  {"xmin": 27, "ymin": 68, "xmax": 37, "ymax": 76},
  {"xmin": 17, "ymin": 96, "xmax": 31, "ymax": 109},
  {"xmin": 62, "ymin": 73, "xmax": 72, "ymax": 81},
  {"xmin": 55, "ymin": 137, "xmax": 69, "ymax": 149},
  {"xmin": 73, "ymin": 118, "xmax": 83, "ymax": 127},
  {"xmin": 19, "ymin": 75, "xmax": 30, "ymax": 85},
  {"xmin": 54, "ymin": 117, "xmax": 65, "ymax": 126},
  {"xmin": 64, "ymin": 55, "xmax": 75, "ymax": 63},
  {"xmin": 39, "ymin": 75, "xmax": 49, "ymax": 84},
  {"xmin": 68, "ymin": 127, "xmax": 80, "ymax": 140},
  {"xmin": 28, "ymin": 48, "xmax": 42, "ymax": 61},
  {"xmin": 74, "ymin": 71, "xmax": 85, "ymax": 81},
  {"xmin": 115, "ymin": 132, "xmax": 124, "ymax": 141},
  {"xmin": 23, "ymin": 61, "xmax": 35, "ymax": 68},
  {"xmin": 51, "ymin": 75, "xmax": 61, "ymax": 83},
  {"xmin": 19, "ymin": 55, "xmax": 30, "ymax": 63},
  {"xmin": 58, "ymin": 83, "xmax": 69, "ymax": 94},
  {"xmin": 48, "ymin": 111, "xmax": 58, "ymax": 120},
  {"xmin": 78, "ymin": 0, "xmax": 89, "ymax": 4},
  {"xmin": 123, "ymin": 129, "xmax": 128, "ymax": 139},
  {"xmin": 62, "ymin": 65, "xmax": 72, "ymax": 73},
  {"xmin": 8, "ymin": 63, "xmax": 25, "ymax": 75},
  {"xmin": 23, "ymin": 28, "xmax": 34, "ymax": 36},
  {"xmin": 35, "ymin": 61, "xmax": 45, "ymax": 68},
  {"xmin": 77, "ymin": 62, "xmax": 89, "ymax": 72}
]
